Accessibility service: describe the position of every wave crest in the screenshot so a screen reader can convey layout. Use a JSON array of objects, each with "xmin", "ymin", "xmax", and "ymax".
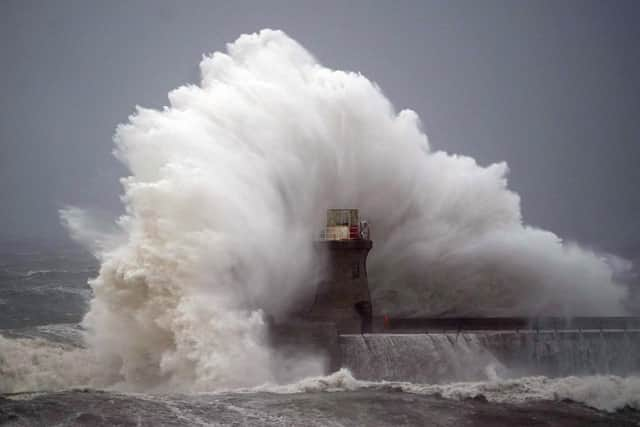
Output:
[{"xmin": 52, "ymin": 29, "xmax": 629, "ymax": 391}]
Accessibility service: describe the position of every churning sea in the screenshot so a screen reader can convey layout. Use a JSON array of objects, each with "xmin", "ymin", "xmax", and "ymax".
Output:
[{"xmin": 1, "ymin": 239, "xmax": 639, "ymax": 426}]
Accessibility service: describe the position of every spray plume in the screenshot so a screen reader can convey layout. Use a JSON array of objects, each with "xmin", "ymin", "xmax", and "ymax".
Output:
[{"xmin": 54, "ymin": 29, "xmax": 627, "ymax": 391}]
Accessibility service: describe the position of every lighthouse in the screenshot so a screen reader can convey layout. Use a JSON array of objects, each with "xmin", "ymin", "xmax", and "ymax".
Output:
[
  {"xmin": 267, "ymin": 209, "xmax": 373, "ymax": 376},
  {"xmin": 308, "ymin": 209, "xmax": 373, "ymax": 334}
]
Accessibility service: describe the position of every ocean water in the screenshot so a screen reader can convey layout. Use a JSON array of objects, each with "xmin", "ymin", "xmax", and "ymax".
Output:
[
  {"xmin": 1, "ymin": 241, "xmax": 639, "ymax": 426},
  {"xmin": 0, "ymin": 240, "xmax": 96, "ymax": 330}
]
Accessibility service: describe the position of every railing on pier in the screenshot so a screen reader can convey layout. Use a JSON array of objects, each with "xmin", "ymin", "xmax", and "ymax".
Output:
[{"xmin": 375, "ymin": 316, "xmax": 640, "ymax": 333}]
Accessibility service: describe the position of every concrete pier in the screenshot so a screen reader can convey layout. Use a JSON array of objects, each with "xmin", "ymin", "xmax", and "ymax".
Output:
[
  {"xmin": 376, "ymin": 316, "xmax": 640, "ymax": 332},
  {"xmin": 339, "ymin": 329, "xmax": 640, "ymax": 382}
]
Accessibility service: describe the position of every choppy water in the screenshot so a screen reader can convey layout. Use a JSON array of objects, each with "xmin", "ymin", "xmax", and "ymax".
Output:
[
  {"xmin": 3, "ymin": 386, "xmax": 640, "ymax": 427},
  {"xmin": 1, "ymin": 241, "xmax": 639, "ymax": 426},
  {"xmin": 0, "ymin": 240, "xmax": 96, "ymax": 329}
]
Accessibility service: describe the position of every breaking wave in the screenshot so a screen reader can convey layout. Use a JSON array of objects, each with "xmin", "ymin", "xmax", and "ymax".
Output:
[
  {"xmin": 28, "ymin": 28, "xmax": 628, "ymax": 391},
  {"xmin": 258, "ymin": 369, "xmax": 640, "ymax": 413},
  {"xmin": 3, "ymin": 337, "xmax": 639, "ymax": 414},
  {"xmin": 0, "ymin": 335, "xmax": 97, "ymax": 393}
]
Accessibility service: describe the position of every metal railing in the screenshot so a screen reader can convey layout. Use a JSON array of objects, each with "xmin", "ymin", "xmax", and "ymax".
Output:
[{"xmin": 375, "ymin": 316, "xmax": 640, "ymax": 332}]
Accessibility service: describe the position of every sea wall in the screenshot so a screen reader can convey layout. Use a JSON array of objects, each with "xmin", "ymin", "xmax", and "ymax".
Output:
[{"xmin": 339, "ymin": 331, "xmax": 640, "ymax": 383}]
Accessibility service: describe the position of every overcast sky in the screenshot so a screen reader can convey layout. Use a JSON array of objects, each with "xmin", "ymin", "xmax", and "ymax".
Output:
[{"xmin": 1, "ymin": 0, "xmax": 639, "ymax": 255}]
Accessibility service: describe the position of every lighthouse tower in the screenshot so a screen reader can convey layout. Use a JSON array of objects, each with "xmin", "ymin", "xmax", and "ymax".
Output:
[
  {"xmin": 267, "ymin": 209, "xmax": 372, "ymax": 376},
  {"xmin": 308, "ymin": 209, "xmax": 373, "ymax": 333}
]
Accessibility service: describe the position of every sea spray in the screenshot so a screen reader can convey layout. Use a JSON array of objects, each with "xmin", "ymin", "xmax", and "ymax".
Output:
[
  {"xmin": 24, "ymin": 28, "xmax": 626, "ymax": 391},
  {"xmin": 250, "ymin": 369, "xmax": 640, "ymax": 413}
]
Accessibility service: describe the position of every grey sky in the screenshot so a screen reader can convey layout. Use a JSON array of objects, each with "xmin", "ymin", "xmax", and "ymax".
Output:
[{"xmin": 1, "ymin": 0, "xmax": 639, "ymax": 256}]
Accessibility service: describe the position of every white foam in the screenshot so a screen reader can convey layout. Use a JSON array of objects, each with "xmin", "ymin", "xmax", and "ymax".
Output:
[
  {"xmin": 0, "ymin": 335, "xmax": 104, "ymax": 393},
  {"xmin": 400, "ymin": 375, "xmax": 640, "ymax": 412},
  {"xmin": 25, "ymin": 269, "xmax": 65, "ymax": 276},
  {"xmin": 3, "ymin": 332, "xmax": 638, "ymax": 413},
  {"xmin": 254, "ymin": 369, "xmax": 640, "ymax": 412},
  {"xmin": 44, "ymin": 28, "xmax": 629, "ymax": 392},
  {"xmin": 251, "ymin": 368, "xmax": 365, "ymax": 394}
]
